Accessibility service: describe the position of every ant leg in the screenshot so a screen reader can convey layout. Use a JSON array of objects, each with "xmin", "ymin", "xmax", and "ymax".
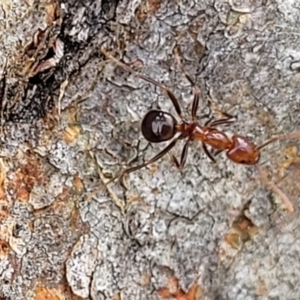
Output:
[
  {"xmin": 121, "ymin": 137, "xmax": 180, "ymax": 175},
  {"xmin": 211, "ymin": 149, "xmax": 223, "ymax": 157},
  {"xmin": 87, "ymin": 136, "xmax": 182, "ymax": 201},
  {"xmin": 215, "ymin": 110, "xmax": 234, "ymax": 119},
  {"xmin": 204, "ymin": 116, "xmax": 214, "ymax": 126},
  {"xmin": 208, "ymin": 111, "xmax": 236, "ymax": 127},
  {"xmin": 208, "ymin": 117, "xmax": 235, "ymax": 127},
  {"xmin": 258, "ymin": 131, "xmax": 300, "ymax": 150},
  {"xmin": 101, "ymin": 48, "xmax": 182, "ymax": 118},
  {"xmin": 202, "ymin": 143, "xmax": 216, "ymax": 163},
  {"xmin": 174, "ymin": 47, "xmax": 200, "ymax": 120},
  {"xmin": 172, "ymin": 139, "xmax": 190, "ymax": 169}
]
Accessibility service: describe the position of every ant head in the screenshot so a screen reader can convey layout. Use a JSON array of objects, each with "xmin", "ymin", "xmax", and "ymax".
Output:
[{"xmin": 141, "ymin": 110, "xmax": 178, "ymax": 143}]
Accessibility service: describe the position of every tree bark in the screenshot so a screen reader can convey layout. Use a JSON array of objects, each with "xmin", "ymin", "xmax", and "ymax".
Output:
[{"xmin": 0, "ymin": 0, "xmax": 300, "ymax": 299}]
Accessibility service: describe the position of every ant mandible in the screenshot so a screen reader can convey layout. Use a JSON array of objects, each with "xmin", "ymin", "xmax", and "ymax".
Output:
[{"xmin": 91, "ymin": 47, "xmax": 300, "ymax": 210}]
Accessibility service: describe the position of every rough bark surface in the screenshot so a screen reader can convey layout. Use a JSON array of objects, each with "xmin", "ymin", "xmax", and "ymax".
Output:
[{"xmin": 0, "ymin": 0, "xmax": 300, "ymax": 299}]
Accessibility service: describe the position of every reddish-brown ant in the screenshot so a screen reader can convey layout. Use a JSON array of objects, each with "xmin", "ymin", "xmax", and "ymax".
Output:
[{"xmin": 89, "ymin": 48, "xmax": 300, "ymax": 211}]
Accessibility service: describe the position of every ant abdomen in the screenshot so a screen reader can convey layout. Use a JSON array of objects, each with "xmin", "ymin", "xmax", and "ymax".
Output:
[{"xmin": 226, "ymin": 135, "xmax": 260, "ymax": 165}]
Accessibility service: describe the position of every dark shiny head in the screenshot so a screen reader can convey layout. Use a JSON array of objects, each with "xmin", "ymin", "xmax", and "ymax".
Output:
[{"xmin": 141, "ymin": 110, "xmax": 177, "ymax": 143}]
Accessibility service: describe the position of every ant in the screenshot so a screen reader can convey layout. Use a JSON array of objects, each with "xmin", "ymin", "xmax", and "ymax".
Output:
[{"xmin": 89, "ymin": 48, "xmax": 300, "ymax": 211}]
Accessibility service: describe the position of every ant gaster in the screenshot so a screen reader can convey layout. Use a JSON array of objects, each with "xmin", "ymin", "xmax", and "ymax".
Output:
[{"xmin": 90, "ymin": 48, "xmax": 300, "ymax": 210}]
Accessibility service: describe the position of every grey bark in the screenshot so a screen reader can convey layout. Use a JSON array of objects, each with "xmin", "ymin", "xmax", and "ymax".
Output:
[{"xmin": 0, "ymin": 0, "xmax": 300, "ymax": 299}]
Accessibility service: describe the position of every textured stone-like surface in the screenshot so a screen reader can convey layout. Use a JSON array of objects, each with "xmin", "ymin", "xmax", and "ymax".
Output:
[{"xmin": 0, "ymin": 0, "xmax": 299, "ymax": 299}]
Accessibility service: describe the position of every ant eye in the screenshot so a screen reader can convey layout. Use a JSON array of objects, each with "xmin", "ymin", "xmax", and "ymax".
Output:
[{"xmin": 141, "ymin": 110, "xmax": 177, "ymax": 143}]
